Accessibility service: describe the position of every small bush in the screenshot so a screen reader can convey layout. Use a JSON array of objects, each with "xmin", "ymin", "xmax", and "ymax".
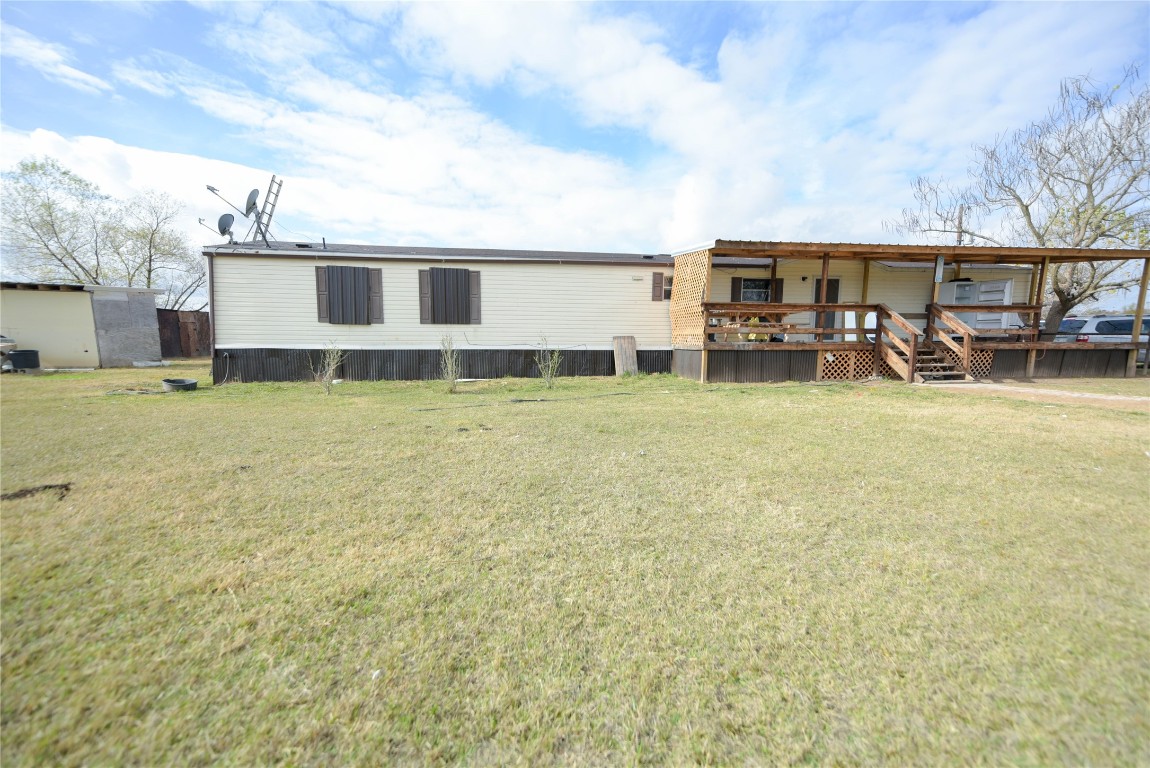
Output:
[
  {"xmin": 314, "ymin": 343, "xmax": 345, "ymax": 395},
  {"xmin": 440, "ymin": 336, "xmax": 461, "ymax": 393},
  {"xmin": 534, "ymin": 337, "xmax": 562, "ymax": 389}
]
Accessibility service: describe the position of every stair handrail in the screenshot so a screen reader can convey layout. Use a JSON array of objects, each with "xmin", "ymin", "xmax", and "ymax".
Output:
[
  {"xmin": 874, "ymin": 304, "xmax": 919, "ymax": 383},
  {"xmin": 929, "ymin": 304, "xmax": 975, "ymax": 373}
]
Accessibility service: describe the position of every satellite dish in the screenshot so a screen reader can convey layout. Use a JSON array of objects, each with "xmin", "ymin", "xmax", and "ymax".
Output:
[
  {"xmin": 244, "ymin": 189, "xmax": 259, "ymax": 218},
  {"xmin": 217, "ymin": 213, "xmax": 235, "ymax": 236}
]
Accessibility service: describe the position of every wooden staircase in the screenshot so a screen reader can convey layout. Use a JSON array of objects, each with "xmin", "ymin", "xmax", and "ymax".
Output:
[
  {"xmin": 912, "ymin": 344, "xmax": 971, "ymax": 383},
  {"xmin": 886, "ymin": 341, "xmax": 972, "ymax": 383}
]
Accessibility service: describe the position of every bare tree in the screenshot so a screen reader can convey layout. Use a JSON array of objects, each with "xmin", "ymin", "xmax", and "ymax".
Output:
[
  {"xmin": 1, "ymin": 157, "xmax": 114, "ymax": 284},
  {"xmin": 110, "ymin": 191, "xmax": 207, "ymax": 310},
  {"xmin": 892, "ymin": 67, "xmax": 1149, "ymax": 333},
  {"xmin": 2, "ymin": 157, "xmax": 206, "ymax": 309}
]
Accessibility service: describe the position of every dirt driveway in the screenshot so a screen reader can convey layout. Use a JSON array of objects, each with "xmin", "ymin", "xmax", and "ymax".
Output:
[{"xmin": 925, "ymin": 380, "xmax": 1150, "ymax": 411}]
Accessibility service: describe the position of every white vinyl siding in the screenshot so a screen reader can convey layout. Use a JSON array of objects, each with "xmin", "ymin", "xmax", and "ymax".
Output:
[{"xmin": 213, "ymin": 257, "xmax": 672, "ymax": 350}]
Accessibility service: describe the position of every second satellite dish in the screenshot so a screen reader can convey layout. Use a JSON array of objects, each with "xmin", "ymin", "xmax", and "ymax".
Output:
[
  {"xmin": 245, "ymin": 189, "xmax": 260, "ymax": 218},
  {"xmin": 218, "ymin": 213, "xmax": 235, "ymax": 236}
]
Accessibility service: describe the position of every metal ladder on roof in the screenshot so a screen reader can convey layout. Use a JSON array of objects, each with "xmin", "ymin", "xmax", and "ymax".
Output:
[{"xmin": 252, "ymin": 175, "xmax": 282, "ymax": 246}]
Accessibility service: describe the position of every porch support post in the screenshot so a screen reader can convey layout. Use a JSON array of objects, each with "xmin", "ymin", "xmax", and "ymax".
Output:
[
  {"xmin": 1025, "ymin": 349, "xmax": 1037, "ymax": 378},
  {"xmin": 818, "ymin": 252, "xmax": 830, "ymax": 342},
  {"xmin": 1126, "ymin": 258, "xmax": 1149, "ymax": 377},
  {"xmin": 954, "ymin": 262, "xmax": 962, "ymax": 280},
  {"xmin": 1032, "ymin": 256, "xmax": 1050, "ymax": 306},
  {"xmin": 930, "ymin": 254, "xmax": 944, "ymax": 304},
  {"xmin": 861, "ymin": 259, "xmax": 871, "ymax": 303},
  {"xmin": 770, "ymin": 257, "xmax": 778, "ymax": 287}
]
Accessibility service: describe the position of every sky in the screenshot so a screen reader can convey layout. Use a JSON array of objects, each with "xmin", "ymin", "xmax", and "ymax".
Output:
[{"xmin": 1, "ymin": 1, "xmax": 1147, "ymax": 264}]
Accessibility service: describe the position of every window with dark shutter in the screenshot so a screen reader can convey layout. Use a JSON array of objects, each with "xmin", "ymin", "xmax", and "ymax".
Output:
[
  {"xmin": 731, "ymin": 276, "xmax": 784, "ymax": 302},
  {"xmin": 316, "ymin": 265, "xmax": 383, "ymax": 324},
  {"xmin": 419, "ymin": 267, "xmax": 480, "ymax": 324},
  {"xmin": 652, "ymin": 273, "xmax": 664, "ymax": 301}
]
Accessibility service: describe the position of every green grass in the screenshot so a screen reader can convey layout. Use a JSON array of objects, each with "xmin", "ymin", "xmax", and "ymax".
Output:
[{"xmin": 3, "ymin": 364, "xmax": 1148, "ymax": 765}]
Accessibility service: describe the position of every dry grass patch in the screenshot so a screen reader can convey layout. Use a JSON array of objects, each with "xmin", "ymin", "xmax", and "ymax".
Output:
[{"xmin": 2, "ymin": 365, "xmax": 1148, "ymax": 765}]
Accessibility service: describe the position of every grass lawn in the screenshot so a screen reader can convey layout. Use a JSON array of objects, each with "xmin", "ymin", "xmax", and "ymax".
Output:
[{"xmin": 2, "ymin": 363, "xmax": 1148, "ymax": 765}]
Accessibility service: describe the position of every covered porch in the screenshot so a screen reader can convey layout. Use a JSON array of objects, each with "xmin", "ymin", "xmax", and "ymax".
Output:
[{"xmin": 669, "ymin": 241, "xmax": 1150, "ymax": 383}]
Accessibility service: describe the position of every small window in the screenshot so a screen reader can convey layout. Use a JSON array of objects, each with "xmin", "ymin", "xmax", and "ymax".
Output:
[
  {"xmin": 419, "ymin": 267, "xmax": 481, "ymax": 324},
  {"xmin": 316, "ymin": 266, "xmax": 383, "ymax": 325},
  {"xmin": 652, "ymin": 273, "xmax": 672, "ymax": 301},
  {"xmin": 730, "ymin": 276, "xmax": 784, "ymax": 302},
  {"xmin": 742, "ymin": 278, "xmax": 770, "ymax": 302}
]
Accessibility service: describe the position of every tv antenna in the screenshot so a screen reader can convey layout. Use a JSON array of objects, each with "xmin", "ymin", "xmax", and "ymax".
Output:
[{"xmin": 204, "ymin": 175, "xmax": 283, "ymax": 246}]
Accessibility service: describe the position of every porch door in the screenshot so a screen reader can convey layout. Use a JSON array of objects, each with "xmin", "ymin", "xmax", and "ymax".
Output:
[{"xmin": 814, "ymin": 278, "xmax": 840, "ymax": 339}]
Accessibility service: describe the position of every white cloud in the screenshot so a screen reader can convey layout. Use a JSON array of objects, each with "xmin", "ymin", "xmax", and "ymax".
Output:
[
  {"xmin": 3, "ymin": 1, "xmax": 1146, "ymax": 259},
  {"xmin": 0, "ymin": 23, "xmax": 112, "ymax": 94}
]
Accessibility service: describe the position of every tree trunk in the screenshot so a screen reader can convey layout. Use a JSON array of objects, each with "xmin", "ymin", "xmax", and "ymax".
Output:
[{"xmin": 1043, "ymin": 302, "xmax": 1072, "ymax": 341}]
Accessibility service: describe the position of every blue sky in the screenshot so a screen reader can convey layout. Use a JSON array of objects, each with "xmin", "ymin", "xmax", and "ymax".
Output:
[{"xmin": 1, "ymin": 1, "xmax": 1147, "ymax": 258}]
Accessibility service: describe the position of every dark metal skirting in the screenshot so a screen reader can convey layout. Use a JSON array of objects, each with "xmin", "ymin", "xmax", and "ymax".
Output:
[
  {"xmin": 706, "ymin": 350, "xmax": 818, "ymax": 383},
  {"xmin": 989, "ymin": 350, "xmax": 1028, "ymax": 378},
  {"xmin": 1030, "ymin": 349, "xmax": 1127, "ymax": 379},
  {"xmin": 213, "ymin": 348, "xmax": 671, "ymax": 383},
  {"xmin": 672, "ymin": 348, "xmax": 702, "ymax": 380}
]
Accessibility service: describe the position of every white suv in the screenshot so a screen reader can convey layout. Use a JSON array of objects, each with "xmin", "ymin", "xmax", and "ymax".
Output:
[{"xmin": 1055, "ymin": 315, "xmax": 1149, "ymax": 362}]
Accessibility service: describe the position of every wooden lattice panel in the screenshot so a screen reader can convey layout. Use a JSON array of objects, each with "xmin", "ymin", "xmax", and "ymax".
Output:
[
  {"xmin": 877, "ymin": 357, "xmax": 899, "ymax": 380},
  {"xmin": 935, "ymin": 346, "xmax": 995, "ymax": 379},
  {"xmin": 817, "ymin": 350, "xmax": 875, "ymax": 381},
  {"xmin": 670, "ymin": 250, "xmax": 711, "ymax": 347},
  {"xmin": 969, "ymin": 350, "xmax": 994, "ymax": 378}
]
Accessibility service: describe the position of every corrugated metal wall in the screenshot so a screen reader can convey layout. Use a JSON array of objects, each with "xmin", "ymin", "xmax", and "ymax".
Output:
[
  {"xmin": 992, "ymin": 348, "xmax": 1128, "ymax": 378},
  {"xmin": 671, "ymin": 348, "xmax": 702, "ymax": 380},
  {"xmin": 705, "ymin": 350, "xmax": 818, "ymax": 383},
  {"xmin": 212, "ymin": 348, "xmax": 671, "ymax": 383}
]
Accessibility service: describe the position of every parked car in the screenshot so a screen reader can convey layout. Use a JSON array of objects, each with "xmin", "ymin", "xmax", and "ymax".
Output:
[{"xmin": 1055, "ymin": 315, "xmax": 1149, "ymax": 362}]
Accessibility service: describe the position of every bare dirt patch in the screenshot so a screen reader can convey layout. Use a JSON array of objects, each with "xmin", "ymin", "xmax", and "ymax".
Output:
[{"xmin": 925, "ymin": 381, "xmax": 1150, "ymax": 411}]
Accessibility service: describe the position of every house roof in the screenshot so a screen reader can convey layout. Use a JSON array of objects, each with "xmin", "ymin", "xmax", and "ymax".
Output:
[
  {"xmin": 707, "ymin": 240, "xmax": 1150, "ymax": 265},
  {"xmin": 0, "ymin": 281, "xmax": 165, "ymax": 295},
  {"xmin": 204, "ymin": 241, "xmax": 675, "ymax": 267},
  {"xmin": 1, "ymin": 281, "xmax": 88, "ymax": 292}
]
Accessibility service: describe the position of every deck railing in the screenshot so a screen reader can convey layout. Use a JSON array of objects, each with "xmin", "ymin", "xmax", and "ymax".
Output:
[
  {"xmin": 702, "ymin": 302, "xmax": 882, "ymax": 345},
  {"xmin": 874, "ymin": 304, "xmax": 919, "ymax": 382}
]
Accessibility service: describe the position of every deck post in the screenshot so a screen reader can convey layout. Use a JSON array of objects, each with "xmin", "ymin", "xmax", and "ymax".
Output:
[
  {"xmin": 1025, "ymin": 349, "xmax": 1037, "ymax": 378},
  {"xmin": 872, "ymin": 306, "xmax": 885, "ymax": 375},
  {"xmin": 1126, "ymin": 258, "xmax": 1149, "ymax": 377},
  {"xmin": 906, "ymin": 330, "xmax": 918, "ymax": 383},
  {"xmin": 818, "ymin": 253, "xmax": 830, "ymax": 342},
  {"xmin": 861, "ymin": 260, "xmax": 871, "ymax": 304},
  {"xmin": 1032, "ymin": 256, "xmax": 1050, "ymax": 334}
]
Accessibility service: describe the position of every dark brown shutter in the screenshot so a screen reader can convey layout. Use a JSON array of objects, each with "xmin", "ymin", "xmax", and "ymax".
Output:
[
  {"xmin": 730, "ymin": 277, "xmax": 742, "ymax": 302},
  {"xmin": 652, "ymin": 272, "xmax": 664, "ymax": 301},
  {"xmin": 418, "ymin": 270, "xmax": 431, "ymax": 324},
  {"xmin": 369, "ymin": 268, "xmax": 383, "ymax": 323},
  {"xmin": 772, "ymin": 278, "xmax": 784, "ymax": 302},
  {"xmin": 316, "ymin": 266, "xmax": 329, "ymax": 322},
  {"xmin": 469, "ymin": 271, "xmax": 481, "ymax": 324}
]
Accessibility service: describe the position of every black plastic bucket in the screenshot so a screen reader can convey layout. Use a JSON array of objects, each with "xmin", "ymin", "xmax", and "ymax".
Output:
[
  {"xmin": 162, "ymin": 378, "xmax": 198, "ymax": 392},
  {"xmin": 7, "ymin": 350, "xmax": 40, "ymax": 370}
]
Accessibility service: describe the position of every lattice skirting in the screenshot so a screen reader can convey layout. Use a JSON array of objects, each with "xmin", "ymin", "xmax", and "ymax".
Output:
[
  {"xmin": 816, "ymin": 350, "xmax": 876, "ymax": 381},
  {"xmin": 935, "ymin": 347, "xmax": 995, "ymax": 378}
]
